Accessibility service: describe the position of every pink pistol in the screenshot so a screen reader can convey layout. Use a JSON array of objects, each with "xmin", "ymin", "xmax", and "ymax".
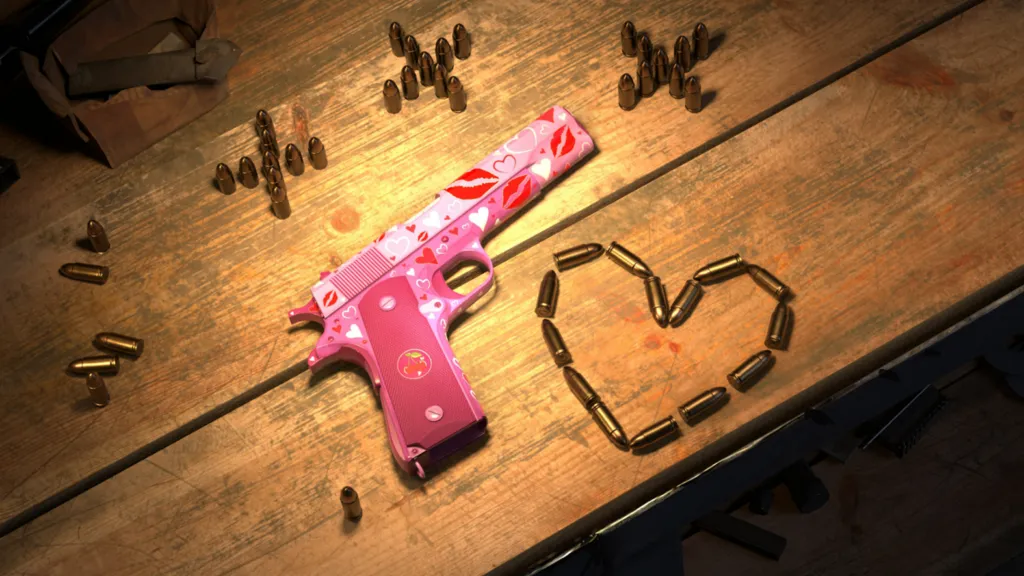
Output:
[{"xmin": 289, "ymin": 106, "xmax": 594, "ymax": 477}]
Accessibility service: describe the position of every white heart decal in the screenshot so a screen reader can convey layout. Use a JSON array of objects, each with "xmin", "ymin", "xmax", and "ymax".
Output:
[
  {"xmin": 530, "ymin": 158, "xmax": 552, "ymax": 180},
  {"xmin": 558, "ymin": 112, "xmax": 566, "ymax": 121},
  {"xmin": 437, "ymin": 244, "xmax": 449, "ymax": 255},
  {"xmin": 462, "ymin": 224, "xmax": 469, "ymax": 230},
  {"xmin": 346, "ymin": 325, "xmax": 362, "ymax": 339},
  {"xmin": 428, "ymin": 313, "xmax": 436, "ymax": 320},
  {"xmin": 505, "ymin": 127, "xmax": 539, "ymax": 155},
  {"xmin": 422, "ymin": 211, "xmax": 442, "ymax": 229},
  {"xmin": 384, "ymin": 236, "xmax": 410, "ymax": 256},
  {"xmin": 447, "ymin": 200, "xmax": 462, "ymax": 213},
  {"xmin": 341, "ymin": 306, "xmax": 357, "ymax": 319},
  {"xmin": 406, "ymin": 269, "xmax": 415, "ymax": 276},
  {"xmin": 577, "ymin": 141, "xmax": 592, "ymax": 160},
  {"xmin": 440, "ymin": 319, "xmax": 447, "ymax": 330},
  {"xmin": 416, "ymin": 278, "xmax": 430, "ymax": 289},
  {"xmin": 491, "ymin": 154, "xmax": 516, "ymax": 173},
  {"xmin": 469, "ymin": 207, "xmax": 489, "ymax": 230},
  {"xmin": 539, "ymin": 124, "xmax": 550, "ymax": 135}
]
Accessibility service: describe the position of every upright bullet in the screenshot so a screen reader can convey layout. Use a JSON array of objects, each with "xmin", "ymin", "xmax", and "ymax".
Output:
[
  {"xmin": 401, "ymin": 65, "xmax": 419, "ymax": 100},
  {"xmin": 669, "ymin": 63, "xmax": 685, "ymax": 99},
  {"xmin": 693, "ymin": 253, "xmax": 745, "ymax": 283},
  {"xmin": 68, "ymin": 355, "xmax": 119, "ymax": 375},
  {"xmin": 256, "ymin": 109, "xmax": 277, "ymax": 146},
  {"xmin": 685, "ymin": 76, "xmax": 702, "ymax": 113},
  {"xmin": 383, "ymin": 79, "xmax": 402, "ymax": 114},
  {"xmin": 262, "ymin": 149, "xmax": 281, "ymax": 177},
  {"xmin": 215, "ymin": 162, "xmax": 236, "ymax": 194},
  {"xmin": 60, "ymin": 263, "xmax": 109, "ymax": 285},
  {"xmin": 453, "ymin": 23, "xmax": 471, "ymax": 59},
  {"xmin": 542, "ymin": 319, "xmax": 573, "ymax": 367},
  {"xmin": 448, "ymin": 76, "xmax": 466, "ymax": 113},
  {"xmin": 606, "ymin": 241, "xmax": 653, "ymax": 278},
  {"xmin": 266, "ymin": 165, "xmax": 285, "ymax": 193},
  {"xmin": 418, "ymin": 52, "xmax": 435, "ymax": 86},
  {"xmin": 637, "ymin": 61, "xmax": 655, "ymax": 96},
  {"xmin": 748, "ymin": 265, "xmax": 790, "ymax": 301},
  {"xmin": 271, "ymin": 185, "xmax": 291, "ymax": 219},
  {"xmin": 636, "ymin": 32, "xmax": 652, "ymax": 66},
  {"xmin": 536, "ymin": 270, "xmax": 559, "ymax": 318},
  {"xmin": 239, "ymin": 156, "xmax": 259, "ymax": 188},
  {"xmin": 434, "ymin": 62, "xmax": 449, "ymax": 98},
  {"xmin": 694, "ymin": 22, "xmax": 709, "ymax": 60},
  {"xmin": 404, "ymin": 35, "xmax": 419, "ymax": 68},
  {"xmin": 285, "ymin": 143, "xmax": 305, "ymax": 176},
  {"xmin": 728, "ymin": 350, "xmax": 774, "ymax": 391},
  {"xmin": 95, "ymin": 332, "xmax": 144, "ymax": 356},
  {"xmin": 618, "ymin": 73, "xmax": 638, "ymax": 111},
  {"xmin": 645, "ymin": 276, "xmax": 669, "ymax": 327},
  {"xmin": 86, "ymin": 373, "xmax": 110, "ymax": 407},
  {"xmin": 679, "ymin": 387, "xmax": 728, "ymax": 425},
  {"xmin": 87, "ymin": 219, "xmax": 109, "ymax": 253},
  {"xmin": 309, "ymin": 136, "xmax": 328, "ymax": 169},
  {"xmin": 630, "ymin": 416, "xmax": 680, "ymax": 452},
  {"xmin": 564, "ymin": 367, "xmax": 629, "ymax": 450},
  {"xmin": 436, "ymin": 37, "xmax": 454, "ymax": 72},
  {"xmin": 668, "ymin": 279, "xmax": 702, "ymax": 327},
  {"xmin": 553, "ymin": 243, "xmax": 604, "ymax": 271},
  {"xmin": 621, "ymin": 21, "xmax": 637, "ymax": 57},
  {"xmin": 674, "ymin": 35, "xmax": 692, "ymax": 72},
  {"xmin": 653, "ymin": 48, "xmax": 670, "ymax": 85},
  {"xmin": 340, "ymin": 486, "xmax": 362, "ymax": 520},
  {"xmin": 765, "ymin": 302, "xmax": 792, "ymax": 350},
  {"xmin": 258, "ymin": 126, "xmax": 280, "ymax": 159},
  {"xmin": 389, "ymin": 22, "xmax": 404, "ymax": 57}
]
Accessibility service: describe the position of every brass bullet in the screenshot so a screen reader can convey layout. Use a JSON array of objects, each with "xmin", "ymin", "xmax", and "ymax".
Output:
[
  {"xmin": 215, "ymin": 162, "xmax": 236, "ymax": 194},
  {"xmin": 418, "ymin": 52, "xmax": 435, "ymax": 87},
  {"xmin": 60, "ymin": 263, "xmax": 108, "ymax": 285},
  {"xmin": 654, "ymin": 48, "xmax": 670, "ymax": 85},
  {"xmin": 668, "ymin": 279, "xmax": 703, "ymax": 327},
  {"xmin": 674, "ymin": 35, "xmax": 692, "ymax": 72},
  {"xmin": 389, "ymin": 22, "xmax": 404, "ymax": 57},
  {"xmin": 262, "ymin": 149, "xmax": 281, "ymax": 177},
  {"xmin": 636, "ymin": 32, "xmax": 652, "ymax": 66},
  {"xmin": 606, "ymin": 241, "xmax": 653, "ymax": 278},
  {"xmin": 448, "ymin": 76, "xmax": 466, "ymax": 113},
  {"xmin": 95, "ymin": 332, "xmax": 144, "ymax": 356},
  {"xmin": 564, "ymin": 366, "xmax": 597, "ymax": 408},
  {"xmin": 618, "ymin": 73, "xmax": 638, "ymax": 111},
  {"xmin": 621, "ymin": 21, "xmax": 637, "ymax": 57},
  {"xmin": 679, "ymin": 387, "xmax": 728, "ymax": 425},
  {"xmin": 564, "ymin": 367, "xmax": 628, "ymax": 450},
  {"xmin": 285, "ymin": 143, "xmax": 305, "ymax": 176},
  {"xmin": 384, "ymin": 79, "xmax": 402, "ymax": 114},
  {"xmin": 694, "ymin": 22, "xmax": 709, "ymax": 60},
  {"xmin": 535, "ymin": 270, "xmax": 559, "ymax": 318},
  {"xmin": 86, "ymin": 373, "xmax": 110, "ymax": 407},
  {"xmin": 645, "ymin": 276, "xmax": 669, "ymax": 327},
  {"xmin": 637, "ymin": 61, "xmax": 655, "ymax": 97},
  {"xmin": 693, "ymin": 253, "xmax": 745, "ymax": 283},
  {"xmin": 404, "ymin": 35, "xmax": 419, "ymax": 68},
  {"xmin": 765, "ymin": 302, "xmax": 792, "ymax": 350},
  {"xmin": 728, "ymin": 350, "xmax": 774, "ymax": 391},
  {"xmin": 542, "ymin": 319, "xmax": 573, "ymax": 367},
  {"xmin": 68, "ymin": 355, "xmax": 119, "ymax": 375},
  {"xmin": 748, "ymin": 265, "xmax": 790, "ymax": 301},
  {"xmin": 340, "ymin": 486, "xmax": 362, "ymax": 520},
  {"xmin": 266, "ymin": 165, "xmax": 286, "ymax": 193},
  {"xmin": 257, "ymin": 126, "xmax": 280, "ymax": 159},
  {"xmin": 309, "ymin": 136, "xmax": 328, "ymax": 170},
  {"xmin": 256, "ymin": 109, "xmax": 277, "ymax": 146},
  {"xmin": 436, "ymin": 37, "xmax": 454, "ymax": 72},
  {"xmin": 87, "ymin": 219, "xmax": 110, "ymax": 253},
  {"xmin": 239, "ymin": 156, "xmax": 259, "ymax": 188},
  {"xmin": 271, "ymin": 185, "xmax": 291, "ymax": 219},
  {"xmin": 630, "ymin": 416, "xmax": 680, "ymax": 452},
  {"xmin": 434, "ymin": 62, "xmax": 449, "ymax": 98},
  {"xmin": 669, "ymin": 63, "xmax": 685, "ymax": 99},
  {"xmin": 400, "ymin": 65, "xmax": 419, "ymax": 100},
  {"xmin": 453, "ymin": 23, "xmax": 471, "ymax": 59},
  {"xmin": 553, "ymin": 243, "xmax": 604, "ymax": 272},
  {"xmin": 685, "ymin": 76, "xmax": 702, "ymax": 113}
]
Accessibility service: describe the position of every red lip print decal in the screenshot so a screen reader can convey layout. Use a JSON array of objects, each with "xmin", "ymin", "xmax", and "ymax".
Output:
[
  {"xmin": 449, "ymin": 227, "xmax": 459, "ymax": 235},
  {"xmin": 537, "ymin": 108, "xmax": 555, "ymax": 124},
  {"xmin": 445, "ymin": 168, "xmax": 499, "ymax": 200},
  {"xmin": 406, "ymin": 224, "xmax": 416, "ymax": 232},
  {"xmin": 417, "ymin": 231, "xmax": 428, "ymax": 242},
  {"xmin": 501, "ymin": 174, "xmax": 533, "ymax": 210},
  {"xmin": 551, "ymin": 125, "xmax": 576, "ymax": 159},
  {"xmin": 415, "ymin": 248, "xmax": 437, "ymax": 265},
  {"xmin": 324, "ymin": 290, "xmax": 339, "ymax": 307}
]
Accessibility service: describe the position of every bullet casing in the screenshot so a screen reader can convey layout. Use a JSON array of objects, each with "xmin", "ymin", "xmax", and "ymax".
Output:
[
  {"xmin": 674, "ymin": 35, "xmax": 692, "ymax": 72},
  {"xmin": 679, "ymin": 387, "xmax": 728, "ymax": 425},
  {"xmin": 309, "ymin": 137, "xmax": 328, "ymax": 169},
  {"xmin": 685, "ymin": 76, "xmax": 702, "ymax": 113},
  {"xmin": 637, "ymin": 32, "xmax": 652, "ymax": 66},
  {"xmin": 389, "ymin": 22, "xmax": 404, "ymax": 57},
  {"xmin": 621, "ymin": 21, "xmax": 637, "ymax": 57},
  {"xmin": 668, "ymin": 279, "xmax": 703, "ymax": 327},
  {"xmin": 693, "ymin": 253, "xmax": 745, "ymax": 283},
  {"xmin": 258, "ymin": 126, "xmax": 280, "ymax": 159},
  {"xmin": 618, "ymin": 73, "xmax": 638, "ymax": 111},
  {"xmin": 728, "ymin": 350, "xmax": 774, "ymax": 391},
  {"xmin": 95, "ymin": 332, "xmax": 144, "ymax": 356},
  {"xmin": 418, "ymin": 52, "xmax": 435, "ymax": 86},
  {"xmin": 592, "ymin": 403, "xmax": 629, "ymax": 450},
  {"xmin": 535, "ymin": 270, "xmax": 559, "ymax": 318},
  {"xmin": 669, "ymin": 64, "xmax": 685, "ymax": 99},
  {"xmin": 60, "ymin": 263, "xmax": 109, "ymax": 285},
  {"xmin": 637, "ymin": 61, "xmax": 655, "ymax": 97},
  {"xmin": 239, "ymin": 156, "xmax": 259, "ymax": 188},
  {"xmin": 266, "ymin": 166, "xmax": 286, "ymax": 193},
  {"xmin": 436, "ymin": 37, "xmax": 454, "ymax": 72},
  {"xmin": 340, "ymin": 486, "xmax": 362, "ymax": 520},
  {"xmin": 765, "ymin": 301, "xmax": 792, "ymax": 350},
  {"xmin": 748, "ymin": 265, "xmax": 790, "ymax": 301},
  {"xmin": 86, "ymin": 372, "xmax": 110, "ymax": 407},
  {"xmin": 256, "ymin": 109, "xmax": 277, "ymax": 146},
  {"xmin": 401, "ymin": 65, "xmax": 419, "ymax": 100},
  {"xmin": 606, "ymin": 242, "xmax": 653, "ymax": 278},
  {"xmin": 404, "ymin": 35, "xmax": 419, "ymax": 68},
  {"xmin": 285, "ymin": 143, "xmax": 305, "ymax": 176},
  {"xmin": 453, "ymin": 23, "xmax": 471, "ymax": 59},
  {"xmin": 542, "ymin": 319, "xmax": 573, "ymax": 367},
  {"xmin": 262, "ymin": 149, "xmax": 281, "ymax": 176},
  {"xmin": 271, "ymin": 185, "xmax": 291, "ymax": 219},
  {"xmin": 434, "ymin": 63, "xmax": 449, "ymax": 98},
  {"xmin": 383, "ymin": 80, "xmax": 402, "ymax": 114},
  {"xmin": 553, "ymin": 243, "xmax": 604, "ymax": 272},
  {"xmin": 564, "ymin": 366, "xmax": 598, "ymax": 409},
  {"xmin": 645, "ymin": 276, "xmax": 669, "ymax": 327},
  {"xmin": 69, "ymin": 355, "xmax": 120, "ymax": 375},
  {"xmin": 694, "ymin": 22, "xmax": 710, "ymax": 60},
  {"xmin": 216, "ymin": 162, "xmax": 236, "ymax": 194},
  {"xmin": 448, "ymin": 76, "xmax": 466, "ymax": 113},
  {"xmin": 654, "ymin": 48, "xmax": 670, "ymax": 85},
  {"xmin": 630, "ymin": 416, "xmax": 680, "ymax": 451}
]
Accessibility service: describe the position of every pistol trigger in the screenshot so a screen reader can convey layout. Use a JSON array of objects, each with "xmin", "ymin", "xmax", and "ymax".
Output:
[{"xmin": 289, "ymin": 296, "xmax": 324, "ymax": 325}]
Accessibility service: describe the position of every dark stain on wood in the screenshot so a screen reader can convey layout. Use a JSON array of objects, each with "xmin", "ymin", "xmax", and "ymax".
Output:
[
  {"xmin": 1000, "ymin": 109, "xmax": 1014, "ymax": 122},
  {"xmin": 291, "ymin": 104, "xmax": 311, "ymax": 148},
  {"xmin": 644, "ymin": 334, "xmax": 662, "ymax": 350},
  {"xmin": 331, "ymin": 206, "xmax": 360, "ymax": 233},
  {"xmin": 866, "ymin": 45, "xmax": 955, "ymax": 91}
]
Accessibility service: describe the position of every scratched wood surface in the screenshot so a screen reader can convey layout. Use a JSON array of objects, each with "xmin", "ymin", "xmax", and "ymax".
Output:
[
  {"xmin": 1, "ymin": 0, "xmax": 1020, "ymax": 573},
  {"xmin": 0, "ymin": 0, "xmax": 968, "ymax": 524}
]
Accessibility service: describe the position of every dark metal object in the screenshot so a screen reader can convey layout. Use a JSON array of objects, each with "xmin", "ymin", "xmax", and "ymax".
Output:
[
  {"xmin": 453, "ymin": 24, "xmax": 471, "ymax": 59},
  {"xmin": 564, "ymin": 367, "xmax": 629, "ymax": 450},
  {"xmin": 618, "ymin": 73, "xmax": 638, "ymax": 111},
  {"xmin": 748, "ymin": 486, "xmax": 774, "ymax": 515},
  {"xmin": 637, "ymin": 61, "xmax": 655, "ymax": 97},
  {"xmin": 448, "ymin": 76, "xmax": 466, "ymax": 112},
  {"xmin": 685, "ymin": 76, "xmax": 702, "ymax": 113},
  {"xmin": 606, "ymin": 242, "xmax": 653, "ymax": 278},
  {"xmin": 653, "ymin": 48, "xmax": 670, "ymax": 85},
  {"xmin": 404, "ymin": 35, "xmax": 420, "ymax": 68},
  {"xmin": 258, "ymin": 126, "xmax": 280, "ymax": 159},
  {"xmin": 340, "ymin": 486, "xmax": 362, "ymax": 520},
  {"xmin": 867, "ymin": 385, "xmax": 946, "ymax": 457},
  {"xmin": 693, "ymin": 253, "xmax": 744, "ymax": 283},
  {"xmin": 256, "ymin": 109, "xmax": 277, "ymax": 146},
  {"xmin": 748, "ymin": 265, "xmax": 789, "ymax": 301},
  {"xmin": 780, "ymin": 461, "xmax": 829, "ymax": 514},
  {"xmin": 389, "ymin": 22, "xmax": 405, "ymax": 57},
  {"xmin": 554, "ymin": 244, "xmax": 604, "ymax": 271},
  {"xmin": 694, "ymin": 511, "xmax": 787, "ymax": 560},
  {"xmin": 433, "ymin": 63, "xmax": 449, "ymax": 98},
  {"xmin": 637, "ymin": 33, "xmax": 652, "ymax": 67},
  {"xmin": 383, "ymin": 80, "xmax": 402, "ymax": 114},
  {"xmin": 60, "ymin": 263, "xmax": 108, "ymax": 284},
  {"xmin": 728, "ymin": 350, "xmax": 774, "ymax": 391},
  {"xmin": 239, "ymin": 157, "xmax": 259, "ymax": 188},
  {"xmin": 630, "ymin": 416, "xmax": 680, "ymax": 452},
  {"xmin": 271, "ymin": 185, "xmax": 291, "ymax": 219},
  {"xmin": 694, "ymin": 22, "xmax": 709, "ymax": 60},
  {"xmin": 68, "ymin": 355, "xmax": 119, "ymax": 375},
  {"xmin": 66, "ymin": 39, "xmax": 242, "ymax": 97},
  {"xmin": 262, "ymin": 150, "xmax": 281, "ymax": 178},
  {"xmin": 401, "ymin": 66, "xmax": 419, "ymax": 100},
  {"xmin": 418, "ymin": 52, "xmax": 435, "ymax": 86},
  {"xmin": 536, "ymin": 270, "xmax": 559, "ymax": 318},
  {"xmin": 215, "ymin": 162, "xmax": 236, "ymax": 194},
  {"xmin": 668, "ymin": 64, "xmax": 685, "ymax": 99},
  {"xmin": 285, "ymin": 144, "xmax": 304, "ymax": 176},
  {"xmin": 266, "ymin": 166, "xmax": 285, "ymax": 194},
  {"xmin": 621, "ymin": 21, "xmax": 637, "ymax": 57},
  {"xmin": 645, "ymin": 276, "xmax": 669, "ymax": 327},
  {"xmin": 542, "ymin": 319, "xmax": 573, "ymax": 367},
  {"xmin": 95, "ymin": 332, "xmax": 144, "ymax": 356},
  {"xmin": 668, "ymin": 279, "xmax": 702, "ymax": 327},
  {"xmin": 436, "ymin": 37, "xmax": 454, "ymax": 72},
  {"xmin": 765, "ymin": 302, "xmax": 792, "ymax": 350},
  {"xmin": 0, "ymin": 157, "xmax": 19, "ymax": 194},
  {"xmin": 308, "ymin": 137, "xmax": 328, "ymax": 170},
  {"xmin": 87, "ymin": 220, "xmax": 109, "ymax": 253},
  {"xmin": 679, "ymin": 387, "xmax": 728, "ymax": 425},
  {"xmin": 674, "ymin": 35, "xmax": 692, "ymax": 72},
  {"xmin": 86, "ymin": 373, "xmax": 109, "ymax": 407}
]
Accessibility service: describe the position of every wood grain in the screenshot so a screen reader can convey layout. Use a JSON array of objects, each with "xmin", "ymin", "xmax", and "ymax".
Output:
[
  {"xmin": 2, "ymin": 0, "xmax": 1020, "ymax": 573},
  {"xmin": 0, "ymin": 0, "xmax": 966, "ymax": 523}
]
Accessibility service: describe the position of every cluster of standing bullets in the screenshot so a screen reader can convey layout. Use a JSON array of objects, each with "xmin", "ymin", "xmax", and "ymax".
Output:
[
  {"xmin": 59, "ymin": 219, "xmax": 111, "ymax": 285},
  {"xmin": 536, "ymin": 243, "xmax": 794, "ymax": 453},
  {"xmin": 383, "ymin": 22, "xmax": 471, "ymax": 114},
  {"xmin": 618, "ymin": 20, "xmax": 709, "ymax": 112},
  {"xmin": 214, "ymin": 109, "xmax": 329, "ymax": 219},
  {"xmin": 67, "ymin": 332, "xmax": 144, "ymax": 407}
]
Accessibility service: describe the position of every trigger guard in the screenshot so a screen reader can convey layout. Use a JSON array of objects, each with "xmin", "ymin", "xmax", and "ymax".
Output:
[{"xmin": 432, "ymin": 249, "xmax": 494, "ymax": 309}]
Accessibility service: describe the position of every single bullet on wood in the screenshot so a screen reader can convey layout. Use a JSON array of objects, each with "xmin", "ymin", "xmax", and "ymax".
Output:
[
  {"xmin": 262, "ymin": 149, "xmax": 280, "ymax": 176},
  {"xmin": 553, "ymin": 243, "xmax": 604, "ymax": 271},
  {"xmin": 266, "ymin": 165, "xmax": 285, "ymax": 194},
  {"xmin": 645, "ymin": 276, "xmax": 669, "ymax": 327},
  {"xmin": 606, "ymin": 241, "xmax": 653, "ymax": 278},
  {"xmin": 383, "ymin": 80, "xmax": 402, "ymax": 114},
  {"xmin": 256, "ymin": 109, "xmax": 277, "ymax": 145},
  {"xmin": 436, "ymin": 37, "xmax": 454, "ymax": 72},
  {"xmin": 453, "ymin": 23, "xmax": 471, "ymax": 59},
  {"xmin": 679, "ymin": 387, "xmax": 728, "ymax": 425},
  {"xmin": 271, "ymin": 185, "xmax": 291, "ymax": 219},
  {"xmin": 668, "ymin": 279, "xmax": 702, "ymax": 327},
  {"xmin": 636, "ymin": 32, "xmax": 652, "ymax": 66},
  {"xmin": 341, "ymin": 486, "xmax": 362, "ymax": 520},
  {"xmin": 685, "ymin": 76, "xmax": 702, "ymax": 113},
  {"xmin": 728, "ymin": 350, "xmax": 775, "ymax": 391},
  {"xmin": 621, "ymin": 21, "xmax": 637, "ymax": 57},
  {"xmin": 60, "ymin": 263, "xmax": 109, "ymax": 284},
  {"xmin": 448, "ymin": 76, "xmax": 466, "ymax": 112},
  {"xmin": 86, "ymin": 372, "xmax": 110, "ymax": 407},
  {"xmin": 653, "ymin": 48, "xmax": 670, "ymax": 85},
  {"xmin": 401, "ymin": 65, "xmax": 419, "ymax": 100},
  {"xmin": 674, "ymin": 35, "xmax": 692, "ymax": 72},
  {"xmin": 285, "ymin": 143, "xmax": 304, "ymax": 176},
  {"xmin": 542, "ymin": 319, "xmax": 573, "ymax": 367},
  {"xmin": 535, "ymin": 270, "xmax": 559, "ymax": 318},
  {"xmin": 238, "ymin": 156, "xmax": 259, "ymax": 188},
  {"xmin": 748, "ymin": 265, "xmax": 790, "ymax": 301},
  {"xmin": 765, "ymin": 301, "xmax": 792, "ymax": 350},
  {"xmin": 693, "ymin": 253, "xmax": 744, "ymax": 283},
  {"xmin": 87, "ymin": 219, "xmax": 109, "ymax": 253},
  {"xmin": 637, "ymin": 61, "xmax": 655, "ymax": 96},
  {"xmin": 215, "ymin": 162, "xmax": 236, "ymax": 194},
  {"xmin": 95, "ymin": 332, "xmax": 144, "ymax": 356},
  {"xmin": 308, "ymin": 137, "xmax": 328, "ymax": 169},
  {"xmin": 419, "ymin": 52, "xmax": 435, "ymax": 86},
  {"xmin": 694, "ymin": 22, "xmax": 710, "ymax": 60},
  {"xmin": 68, "ymin": 355, "xmax": 119, "ymax": 375},
  {"xmin": 258, "ymin": 126, "xmax": 279, "ymax": 159},
  {"xmin": 630, "ymin": 416, "xmax": 680, "ymax": 451},
  {"xmin": 404, "ymin": 35, "xmax": 419, "ymax": 68},
  {"xmin": 618, "ymin": 73, "xmax": 638, "ymax": 111},
  {"xmin": 434, "ymin": 62, "xmax": 449, "ymax": 98},
  {"xmin": 669, "ymin": 63, "xmax": 685, "ymax": 99},
  {"xmin": 389, "ymin": 22, "xmax": 404, "ymax": 57},
  {"xmin": 564, "ymin": 367, "xmax": 629, "ymax": 450}
]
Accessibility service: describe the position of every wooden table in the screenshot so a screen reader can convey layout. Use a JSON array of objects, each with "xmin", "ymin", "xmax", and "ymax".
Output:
[{"xmin": 0, "ymin": 0, "xmax": 1021, "ymax": 573}]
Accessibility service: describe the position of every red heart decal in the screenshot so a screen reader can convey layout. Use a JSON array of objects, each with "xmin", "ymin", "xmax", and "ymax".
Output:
[
  {"xmin": 417, "ymin": 231, "xmax": 428, "ymax": 242},
  {"xmin": 537, "ymin": 108, "xmax": 555, "ymax": 123},
  {"xmin": 449, "ymin": 228, "xmax": 459, "ymax": 235},
  {"xmin": 444, "ymin": 215, "xmax": 451, "ymax": 220},
  {"xmin": 441, "ymin": 236, "xmax": 449, "ymax": 242},
  {"xmin": 488, "ymin": 198, "xmax": 496, "ymax": 204},
  {"xmin": 362, "ymin": 339, "xmax": 368, "ymax": 344},
  {"xmin": 415, "ymin": 248, "xmax": 437, "ymax": 265},
  {"xmin": 406, "ymin": 224, "xmax": 416, "ymax": 233},
  {"xmin": 501, "ymin": 174, "xmax": 532, "ymax": 210},
  {"xmin": 445, "ymin": 168, "xmax": 499, "ymax": 200},
  {"xmin": 390, "ymin": 256, "xmax": 396, "ymax": 261},
  {"xmin": 331, "ymin": 325, "xmax": 341, "ymax": 333},
  {"xmin": 420, "ymin": 294, "xmax": 428, "ymax": 300},
  {"xmin": 551, "ymin": 125, "xmax": 576, "ymax": 159},
  {"xmin": 308, "ymin": 303, "xmax": 317, "ymax": 311}
]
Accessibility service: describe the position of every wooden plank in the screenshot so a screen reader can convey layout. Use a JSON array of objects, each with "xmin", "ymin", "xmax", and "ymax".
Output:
[
  {"xmin": 2, "ymin": 0, "xmax": 1021, "ymax": 573},
  {"xmin": 0, "ymin": 0, "xmax": 967, "ymax": 523}
]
